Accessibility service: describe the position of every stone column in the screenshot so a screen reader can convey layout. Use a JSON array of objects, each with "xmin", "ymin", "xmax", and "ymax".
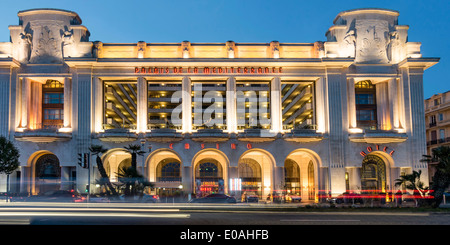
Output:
[
  {"xmin": 21, "ymin": 77, "xmax": 30, "ymax": 128},
  {"xmin": 63, "ymin": 77, "xmax": 72, "ymax": 128},
  {"xmin": 270, "ymin": 77, "xmax": 282, "ymax": 132},
  {"xmin": 376, "ymin": 81, "xmax": 391, "ymax": 130},
  {"xmin": 347, "ymin": 78, "xmax": 357, "ymax": 130},
  {"xmin": 388, "ymin": 78, "xmax": 400, "ymax": 130},
  {"xmin": 182, "ymin": 76, "xmax": 192, "ymax": 133},
  {"xmin": 226, "ymin": 77, "xmax": 237, "ymax": 133},
  {"xmin": 0, "ymin": 71, "xmax": 11, "ymax": 136},
  {"xmin": 137, "ymin": 77, "xmax": 147, "ymax": 133},
  {"xmin": 93, "ymin": 77, "xmax": 103, "ymax": 132}
]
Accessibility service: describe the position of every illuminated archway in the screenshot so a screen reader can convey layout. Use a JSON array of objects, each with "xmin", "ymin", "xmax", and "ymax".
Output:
[
  {"xmin": 361, "ymin": 154, "xmax": 387, "ymax": 193},
  {"xmin": 146, "ymin": 148, "xmax": 183, "ymax": 196},
  {"xmin": 101, "ymin": 148, "xmax": 131, "ymax": 182},
  {"xmin": 28, "ymin": 151, "xmax": 61, "ymax": 195},
  {"xmin": 285, "ymin": 149, "xmax": 322, "ymax": 202},
  {"xmin": 191, "ymin": 149, "xmax": 229, "ymax": 196},
  {"xmin": 238, "ymin": 148, "xmax": 276, "ymax": 198}
]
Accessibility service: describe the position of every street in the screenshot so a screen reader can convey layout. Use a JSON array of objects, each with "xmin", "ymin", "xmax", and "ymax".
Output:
[
  {"xmin": 1, "ymin": 202, "xmax": 449, "ymax": 243},
  {"xmin": 0, "ymin": 202, "xmax": 449, "ymax": 225}
]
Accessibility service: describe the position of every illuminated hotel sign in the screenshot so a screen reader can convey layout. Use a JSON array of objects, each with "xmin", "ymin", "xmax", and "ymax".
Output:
[
  {"xmin": 360, "ymin": 144, "xmax": 395, "ymax": 157},
  {"xmin": 135, "ymin": 66, "xmax": 283, "ymax": 74}
]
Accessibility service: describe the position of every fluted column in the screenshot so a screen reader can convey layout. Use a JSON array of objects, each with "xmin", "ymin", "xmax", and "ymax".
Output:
[
  {"xmin": 388, "ymin": 78, "xmax": 400, "ymax": 130},
  {"xmin": 182, "ymin": 76, "xmax": 192, "ymax": 133},
  {"xmin": 226, "ymin": 77, "xmax": 236, "ymax": 133},
  {"xmin": 21, "ymin": 77, "xmax": 30, "ymax": 128},
  {"xmin": 376, "ymin": 81, "xmax": 391, "ymax": 130},
  {"xmin": 270, "ymin": 77, "xmax": 282, "ymax": 132},
  {"xmin": 63, "ymin": 77, "xmax": 72, "ymax": 129},
  {"xmin": 137, "ymin": 76, "xmax": 147, "ymax": 133},
  {"xmin": 347, "ymin": 78, "xmax": 357, "ymax": 130}
]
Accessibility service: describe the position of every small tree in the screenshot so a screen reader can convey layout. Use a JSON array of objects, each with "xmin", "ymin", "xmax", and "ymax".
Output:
[
  {"xmin": 89, "ymin": 145, "xmax": 119, "ymax": 199},
  {"xmin": 395, "ymin": 170, "xmax": 429, "ymax": 207},
  {"xmin": 422, "ymin": 146, "xmax": 450, "ymax": 208},
  {"xmin": 117, "ymin": 165, "xmax": 153, "ymax": 201},
  {"xmin": 0, "ymin": 136, "xmax": 20, "ymax": 196}
]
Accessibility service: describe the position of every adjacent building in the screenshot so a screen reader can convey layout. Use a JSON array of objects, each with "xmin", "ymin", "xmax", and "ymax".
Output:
[
  {"xmin": 425, "ymin": 91, "xmax": 450, "ymax": 181},
  {"xmin": 0, "ymin": 8, "xmax": 439, "ymax": 201}
]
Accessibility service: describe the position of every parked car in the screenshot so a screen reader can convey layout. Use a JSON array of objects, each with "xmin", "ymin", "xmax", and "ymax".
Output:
[
  {"xmin": 332, "ymin": 192, "xmax": 364, "ymax": 204},
  {"xmin": 18, "ymin": 190, "xmax": 86, "ymax": 203},
  {"xmin": 286, "ymin": 195, "xmax": 302, "ymax": 203},
  {"xmin": 142, "ymin": 194, "xmax": 160, "ymax": 203},
  {"xmin": 245, "ymin": 195, "xmax": 259, "ymax": 203},
  {"xmin": 189, "ymin": 194, "xmax": 237, "ymax": 203}
]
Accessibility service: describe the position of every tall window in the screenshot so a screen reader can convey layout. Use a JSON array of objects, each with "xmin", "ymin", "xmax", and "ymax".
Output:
[
  {"xmin": 239, "ymin": 159, "xmax": 262, "ymax": 195},
  {"xmin": 42, "ymin": 80, "xmax": 64, "ymax": 129},
  {"xmin": 191, "ymin": 81, "xmax": 226, "ymax": 130},
  {"xmin": 236, "ymin": 81, "xmax": 270, "ymax": 130},
  {"xmin": 104, "ymin": 81, "xmax": 137, "ymax": 130},
  {"xmin": 148, "ymin": 81, "xmax": 182, "ymax": 130},
  {"xmin": 281, "ymin": 81, "xmax": 314, "ymax": 130},
  {"xmin": 355, "ymin": 80, "xmax": 377, "ymax": 130},
  {"xmin": 284, "ymin": 159, "xmax": 300, "ymax": 195}
]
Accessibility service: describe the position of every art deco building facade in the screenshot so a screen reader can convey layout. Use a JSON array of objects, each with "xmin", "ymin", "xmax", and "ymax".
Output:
[{"xmin": 0, "ymin": 8, "xmax": 439, "ymax": 201}]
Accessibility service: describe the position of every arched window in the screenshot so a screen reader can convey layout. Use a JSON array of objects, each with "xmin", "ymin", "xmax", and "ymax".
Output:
[
  {"xmin": 284, "ymin": 159, "xmax": 300, "ymax": 195},
  {"xmin": 239, "ymin": 158, "xmax": 262, "ymax": 195},
  {"xmin": 42, "ymin": 80, "xmax": 64, "ymax": 129},
  {"xmin": 196, "ymin": 159, "xmax": 222, "ymax": 180},
  {"xmin": 35, "ymin": 153, "xmax": 61, "ymax": 194},
  {"xmin": 156, "ymin": 158, "xmax": 181, "ymax": 182},
  {"xmin": 361, "ymin": 155, "xmax": 386, "ymax": 193},
  {"xmin": 308, "ymin": 161, "xmax": 315, "ymax": 200}
]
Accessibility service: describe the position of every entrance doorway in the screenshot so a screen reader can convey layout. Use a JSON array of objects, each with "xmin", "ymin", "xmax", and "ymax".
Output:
[
  {"xmin": 195, "ymin": 159, "xmax": 223, "ymax": 196},
  {"xmin": 361, "ymin": 154, "xmax": 386, "ymax": 193}
]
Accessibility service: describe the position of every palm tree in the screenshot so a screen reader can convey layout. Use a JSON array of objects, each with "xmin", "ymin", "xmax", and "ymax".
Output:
[
  {"xmin": 117, "ymin": 164, "xmax": 153, "ymax": 201},
  {"xmin": 422, "ymin": 146, "xmax": 450, "ymax": 208},
  {"xmin": 0, "ymin": 136, "xmax": 20, "ymax": 198},
  {"xmin": 89, "ymin": 145, "xmax": 119, "ymax": 198},
  {"xmin": 124, "ymin": 144, "xmax": 145, "ymax": 170},
  {"xmin": 395, "ymin": 170, "xmax": 429, "ymax": 207}
]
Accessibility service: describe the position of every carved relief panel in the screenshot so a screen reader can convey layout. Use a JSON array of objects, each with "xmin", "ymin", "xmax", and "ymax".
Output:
[{"xmin": 355, "ymin": 19, "xmax": 390, "ymax": 64}]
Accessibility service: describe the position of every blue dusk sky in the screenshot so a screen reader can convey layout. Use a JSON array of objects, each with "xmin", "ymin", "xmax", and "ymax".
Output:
[{"xmin": 0, "ymin": 0, "xmax": 447, "ymax": 99}]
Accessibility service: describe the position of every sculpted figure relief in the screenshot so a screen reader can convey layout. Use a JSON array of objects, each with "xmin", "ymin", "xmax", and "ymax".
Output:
[{"xmin": 355, "ymin": 19, "xmax": 389, "ymax": 63}]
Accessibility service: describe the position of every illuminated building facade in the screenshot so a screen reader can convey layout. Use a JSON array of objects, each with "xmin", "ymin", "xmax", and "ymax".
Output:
[{"xmin": 0, "ymin": 8, "xmax": 439, "ymax": 201}]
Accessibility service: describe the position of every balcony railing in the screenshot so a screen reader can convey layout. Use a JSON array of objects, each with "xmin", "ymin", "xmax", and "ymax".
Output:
[{"xmin": 427, "ymin": 137, "xmax": 450, "ymax": 146}]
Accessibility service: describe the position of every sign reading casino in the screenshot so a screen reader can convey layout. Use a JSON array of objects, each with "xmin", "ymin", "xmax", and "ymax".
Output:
[{"xmin": 134, "ymin": 66, "xmax": 283, "ymax": 74}]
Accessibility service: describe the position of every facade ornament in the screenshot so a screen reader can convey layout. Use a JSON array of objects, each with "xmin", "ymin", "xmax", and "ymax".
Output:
[
  {"xmin": 93, "ymin": 41, "xmax": 103, "ymax": 58},
  {"xmin": 343, "ymin": 30, "xmax": 356, "ymax": 58},
  {"xmin": 61, "ymin": 27, "xmax": 74, "ymax": 57},
  {"xmin": 181, "ymin": 41, "xmax": 190, "ymax": 58},
  {"xmin": 30, "ymin": 25, "xmax": 62, "ymax": 63},
  {"xmin": 270, "ymin": 41, "xmax": 280, "ymax": 58},
  {"xmin": 226, "ymin": 40, "xmax": 235, "ymax": 58},
  {"xmin": 137, "ymin": 41, "xmax": 146, "ymax": 58},
  {"xmin": 19, "ymin": 32, "xmax": 32, "ymax": 62},
  {"xmin": 355, "ymin": 19, "xmax": 389, "ymax": 63}
]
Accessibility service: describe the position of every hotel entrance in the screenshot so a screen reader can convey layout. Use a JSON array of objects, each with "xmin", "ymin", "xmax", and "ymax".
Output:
[{"xmin": 194, "ymin": 159, "xmax": 224, "ymax": 197}]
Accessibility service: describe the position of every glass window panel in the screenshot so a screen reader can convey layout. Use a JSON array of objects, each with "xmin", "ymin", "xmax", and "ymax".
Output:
[
  {"xmin": 148, "ymin": 81, "xmax": 182, "ymax": 130},
  {"xmin": 104, "ymin": 81, "xmax": 137, "ymax": 130},
  {"xmin": 281, "ymin": 81, "xmax": 314, "ymax": 130}
]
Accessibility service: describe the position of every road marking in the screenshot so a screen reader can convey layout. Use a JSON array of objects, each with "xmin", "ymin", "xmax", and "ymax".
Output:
[
  {"xmin": 280, "ymin": 219, "xmax": 360, "ymax": 222},
  {"xmin": 0, "ymin": 211, "xmax": 190, "ymax": 218}
]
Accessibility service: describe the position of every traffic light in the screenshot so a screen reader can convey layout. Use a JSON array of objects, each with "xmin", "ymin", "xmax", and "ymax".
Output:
[
  {"xmin": 77, "ymin": 153, "xmax": 89, "ymax": 168},
  {"xmin": 77, "ymin": 153, "xmax": 85, "ymax": 168}
]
